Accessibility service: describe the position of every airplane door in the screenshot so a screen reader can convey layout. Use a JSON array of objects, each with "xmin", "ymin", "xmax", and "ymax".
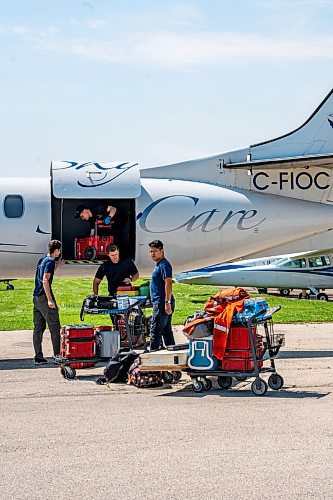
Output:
[{"xmin": 50, "ymin": 161, "xmax": 141, "ymax": 262}]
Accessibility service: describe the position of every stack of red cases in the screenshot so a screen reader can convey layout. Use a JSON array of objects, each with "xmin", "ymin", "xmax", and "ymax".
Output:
[
  {"xmin": 226, "ymin": 326, "xmax": 257, "ymax": 349},
  {"xmin": 74, "ymin": 235, "xmax": 114, "ymax": 260},
  {"xmin": 60, "ymin": 325, "xmax": 97, "ymax": 369},
  {"xmin": 222, "ymin": 326, "xmax": 263, "ymax": 371}
]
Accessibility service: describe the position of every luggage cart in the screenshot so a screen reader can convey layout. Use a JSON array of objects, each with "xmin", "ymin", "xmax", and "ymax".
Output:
[
  {"xmin": 80, "ymin": 295, "xmax": 151, "ymax": 350},
  {"xmin": 185, "ymin": 307, "xmax": 285, "ymax": 396},
  {"xmin": 57, "ymin": 297, "xmax": 151, "ymax": 379}
]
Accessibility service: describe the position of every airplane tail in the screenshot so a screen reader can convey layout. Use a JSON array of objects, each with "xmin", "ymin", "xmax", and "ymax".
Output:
[
  {"xmin": 141, "ymin": 88, "xmax": 333, "ymax": 205},
  {"xmin": 250, "ymin": 89, "xmax": 333, "ymax": 160}
]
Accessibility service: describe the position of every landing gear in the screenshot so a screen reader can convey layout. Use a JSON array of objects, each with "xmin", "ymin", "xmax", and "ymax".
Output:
[
  {"xmin": 257, "ymin": 288, "xmax": 267, "ymax": 294},
  {"xmin": 316, "ymin": 292, "xmax": 328, "ymax": 301},
  {"xmin": 298, "ymin": 291, "xmax": 310, "ymax": 299},
  {"xmin": 279, "ymin": 288, "xmax": 290, "ymax": 297},
  {"xmin": 2, "ymin": 280, "xmax": 14, "ymax": 291}
]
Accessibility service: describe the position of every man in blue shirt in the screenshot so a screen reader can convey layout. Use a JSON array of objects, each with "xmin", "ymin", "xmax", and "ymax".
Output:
[
  {"xmin": 32, "ymin": 240, "xmax": 64, "ymax": 364},
  {"xmin": 149, "ymin": 240, "xmax": 175, "ymax": 351}
]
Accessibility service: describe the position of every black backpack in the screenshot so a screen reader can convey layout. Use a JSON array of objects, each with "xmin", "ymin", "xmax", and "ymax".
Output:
[{"xmin": 103, "ymin": 349, "xmax": 139, "ymax": 383}]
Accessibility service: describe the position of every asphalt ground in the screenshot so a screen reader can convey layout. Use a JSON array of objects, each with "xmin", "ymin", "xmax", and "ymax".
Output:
[{"xmin": 0, "ymin": 324, "xmax": 332, "ymax": 500}]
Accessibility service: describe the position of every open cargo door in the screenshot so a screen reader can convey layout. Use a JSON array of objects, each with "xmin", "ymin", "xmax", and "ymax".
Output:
[{"xmin": 50, "ymin": 161, "xmax": 141, "ymax": 262}]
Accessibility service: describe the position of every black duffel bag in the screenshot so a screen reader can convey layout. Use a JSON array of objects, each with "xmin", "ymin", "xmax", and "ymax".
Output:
[
  {"xmin": 102, "ymin": 349, "xmax": 139, "ymax": 383},
  {"xmin": 80, "ymin": 294, "xmax": 118, "ymax": 320}
]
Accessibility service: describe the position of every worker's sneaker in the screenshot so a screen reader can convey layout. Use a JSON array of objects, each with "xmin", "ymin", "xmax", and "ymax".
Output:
[{"xmin": 34, "ymin": 356, "xmax": 48, "ymax": 365}]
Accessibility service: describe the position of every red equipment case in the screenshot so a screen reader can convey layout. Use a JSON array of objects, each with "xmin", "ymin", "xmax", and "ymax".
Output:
[
  {"xmin": 60, "ymin": 325, "xmax": 97, "ymax": 369},
  {"xmin": 223, "ymin": 326, "xmax": 263, "ymax": 370},
  {"xmin": 222, "ymin": 347, "xmax": 263, "ymax": 371},
  {"xmin": 74, "ymin": 235, "xmax": 114, "ymax": 260},
  {"xmin": 226, "ymin": 325, "xmax": 257, "ymax": 350},
  {"xmin": 61, "ymin": 324, "xmax": 95, "ymax": 339}
]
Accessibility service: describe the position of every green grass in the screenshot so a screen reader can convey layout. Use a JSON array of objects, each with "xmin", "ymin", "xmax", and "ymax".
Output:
[{"xmin": 0, "ymin": 278, "xmax": 333, "ymax": 330}]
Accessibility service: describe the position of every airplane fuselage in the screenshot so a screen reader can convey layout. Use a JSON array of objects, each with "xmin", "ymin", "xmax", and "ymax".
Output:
[{"xmin": 2, "ymin": 88, "xmax": 333, "ymax": 280}]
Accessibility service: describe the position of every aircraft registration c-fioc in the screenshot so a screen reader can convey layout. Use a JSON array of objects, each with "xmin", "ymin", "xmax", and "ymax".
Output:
[{"xmin": 2, "ymin": 88, "xmax": 333, "ymax": 282}]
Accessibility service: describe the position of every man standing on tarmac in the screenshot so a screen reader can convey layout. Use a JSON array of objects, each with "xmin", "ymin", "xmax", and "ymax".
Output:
[
  {"xmin": 148, "ymin": 240, "xmax": 175, "ymax": 351},
  {"xmin": 32, "ymin": 240, "xmax": 64, "ymax": 365},
  {"xmin": 93, "ymin": 244, "xmax": 139, "ymax": 296}
]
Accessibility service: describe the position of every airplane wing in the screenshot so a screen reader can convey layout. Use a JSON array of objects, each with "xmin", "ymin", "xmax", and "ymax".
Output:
[
  {"xmin": 175, "ymin": 273, "xmax": 213, "ymax": 281},
  {"xmin": 275, "ymin": 248, "xmax": 333, "ymax": 260},
  {"xmin": 225, "ymin": 153, "xmax": 333, "ymax": 170}
]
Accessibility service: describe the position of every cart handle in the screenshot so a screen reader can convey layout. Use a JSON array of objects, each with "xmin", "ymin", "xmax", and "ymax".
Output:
[{"xmin": 246, "ymin": 306, "xmax": 281, "ymax": 326}]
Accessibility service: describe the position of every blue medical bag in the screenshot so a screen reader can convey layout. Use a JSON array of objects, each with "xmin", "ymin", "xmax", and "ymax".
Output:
[{"xmin": 188, "ymin": 337, "xmax": 219, "ymax": 370}]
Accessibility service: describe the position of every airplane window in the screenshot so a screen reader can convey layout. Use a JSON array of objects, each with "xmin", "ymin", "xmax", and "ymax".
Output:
[
  {"xmin": 308, "ymin": 256, "xmax": 329, "ymax": 268},
  {"xmin": 4, "ymin": 195, "xmax": 24, "ymax": 218},
  {"xmin": 282, "ymin": 258, "xmax": 306, "ymax": 268}
]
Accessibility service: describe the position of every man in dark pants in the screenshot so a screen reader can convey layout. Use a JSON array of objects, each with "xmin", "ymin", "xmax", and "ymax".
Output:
[
  {"xmin": 32, "ymin": 240, "xmax": 64, "ymax": 365},
  {"xmin": 149, "ymin": 240, "xmax": 175, "ymax": 351}
]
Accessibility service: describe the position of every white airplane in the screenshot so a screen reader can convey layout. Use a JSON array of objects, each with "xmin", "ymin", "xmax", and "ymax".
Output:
[
  {"xmin": 175, "ymin": 250, "xmax": 333, "ymax": 301},
  {"xmin": 2, "ymin": 88, "xmax": 333, "ymax": 284}
]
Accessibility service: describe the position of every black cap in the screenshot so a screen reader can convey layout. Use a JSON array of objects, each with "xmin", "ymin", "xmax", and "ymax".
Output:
[{"xmin": 74, "ymin": 204, "xmax": 89, "ymax": 218}]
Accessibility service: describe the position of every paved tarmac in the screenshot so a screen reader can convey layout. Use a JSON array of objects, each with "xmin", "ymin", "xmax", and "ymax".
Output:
[{"xmin": 0, "ymin": 324, "xmax": 332, "ymax": 500}]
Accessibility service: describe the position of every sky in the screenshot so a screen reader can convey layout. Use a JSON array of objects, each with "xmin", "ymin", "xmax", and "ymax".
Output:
[{"xmin": 1, "ymin": 0, "xmax": 333, "ymax": 177}]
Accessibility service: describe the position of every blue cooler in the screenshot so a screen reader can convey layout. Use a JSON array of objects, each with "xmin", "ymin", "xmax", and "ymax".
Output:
[{"xmin": 188, "ymin": 337, "xmax": 219, "ymax": 370}]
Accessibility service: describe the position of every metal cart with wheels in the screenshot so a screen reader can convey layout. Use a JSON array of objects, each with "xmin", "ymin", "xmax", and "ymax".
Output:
[
  {"xmin": 80, "ymin": 296, "xmax": 151, "ymax": 350},
  {"xmin": 57, "ymin": 296, "xmax": 151, "ymax": 379},
  {"xmin": 186, "ymin": 307, "xmax": 285, "ymax": 396}
]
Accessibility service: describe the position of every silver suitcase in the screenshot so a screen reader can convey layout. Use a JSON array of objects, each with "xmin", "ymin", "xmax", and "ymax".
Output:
[{"xmin": 96, "ymin": 329, "xmax": 120, "ymax": 358}]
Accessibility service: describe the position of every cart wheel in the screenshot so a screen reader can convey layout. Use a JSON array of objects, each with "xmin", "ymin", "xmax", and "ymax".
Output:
[
  {"xmin": 84, "ymin": 246, "xmax": 97, "ymax": 260},
  {"xmin": 162, "ymin": 371, "xmax": 174, "ymax": 384},
  {"xmin": 202, "ymin": 378, "xmax": 212, "ymax": 391},
  {"xmin": 63, "ymin": 367, "xmax": 76, "ymax": 380},
  {"xmin": 251, "ymin": 378, "xmax": 268, "ymax": 396},
  {"xmin": 192, "ymin": 379, "xmax": 204, "ymax": 393},
  {"xmin": 235, "ymin": 375, "xmax": 248, "ymax": 382},
  {"xmin": 60, "ymin": 367, "xmax": 66, "ymax": 379},
  {"xmin": 268, "ymin": 373, "xmax": 284, "ymax": 390},
  {"xmin": 217, "ymin": 376, "xmax": 232, "ymax": 389},
  {"xmin": 172, "ymin": 371, "xmax": 182, "ymax": 381}
]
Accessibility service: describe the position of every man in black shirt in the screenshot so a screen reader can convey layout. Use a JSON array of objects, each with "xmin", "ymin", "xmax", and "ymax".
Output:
[
  {"xmin": 74, "ymin": 203, "xmax": 127, "ymax": 245},
  {"xmin": 93, "ymin": 244, "xmax": 139, "ymax": 296}
]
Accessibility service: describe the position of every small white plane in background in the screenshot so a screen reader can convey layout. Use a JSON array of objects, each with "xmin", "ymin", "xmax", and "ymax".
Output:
[
  {"xmin": 2, "ymin": 88, "xmax": 333, "ymax": 286},
  {"xmin": 175, "ymin": 249, "xmax": 333, "ymax": 301}
]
